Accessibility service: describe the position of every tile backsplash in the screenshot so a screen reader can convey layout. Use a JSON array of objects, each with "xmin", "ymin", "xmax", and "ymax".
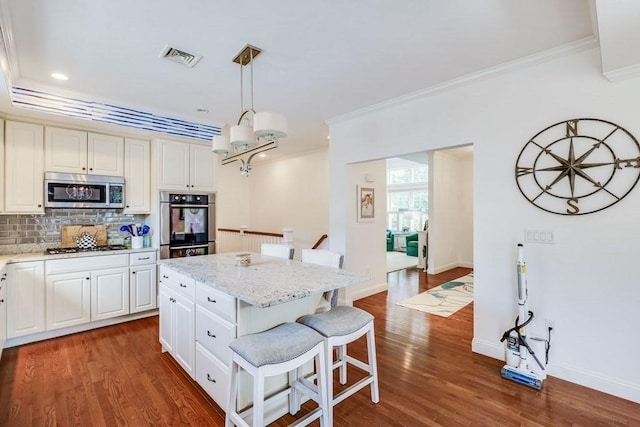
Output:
[{"xmin": 0, "ymin": 209, "xmax": 146, "ymax": 246}]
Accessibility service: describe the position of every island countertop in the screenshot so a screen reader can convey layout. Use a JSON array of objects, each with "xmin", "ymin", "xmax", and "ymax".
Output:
[{"xmin": 158, "ymin": 252, "xmax": 370, "ymax": 308}]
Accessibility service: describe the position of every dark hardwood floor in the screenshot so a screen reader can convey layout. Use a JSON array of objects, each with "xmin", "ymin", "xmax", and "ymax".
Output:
[{"xmin": 1, "ymin": 266, "xmax": 639, "ymax": 426}]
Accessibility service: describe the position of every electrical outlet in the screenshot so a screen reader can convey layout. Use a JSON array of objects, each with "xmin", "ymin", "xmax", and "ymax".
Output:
[{"xmin": 525, "ymin": 229, "xmax": 555, "ymax": 244}]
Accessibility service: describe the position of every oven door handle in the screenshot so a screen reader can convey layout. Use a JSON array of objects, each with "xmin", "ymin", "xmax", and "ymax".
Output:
[
  {"xmin": 169, "ymin": 204, "xmax": 208, "ymax": 209},
  {"xmin": 169, "ymin": 244, "xmax": 209, "ymax": 250}
]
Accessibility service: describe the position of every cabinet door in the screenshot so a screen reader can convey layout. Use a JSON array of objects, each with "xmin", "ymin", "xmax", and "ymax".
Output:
[
  {"xmin": 46, "ymin": 271, "xmax": 91, "ymax": 330},
  {"xmin": 158, "ymin": 139, "xmax": 190, "ymax": 190},
  {"xmin": 130, "ymin": 264, "xmax": 156, "ymax": 313},
  {"xmin": 5, "ymin": 121, "xmax": 44, "ymax": 213},
  {"xmin": 159, "ymin": 285, "xmax": 175, "ymax": 353},
  {"xmin": 45, "ymin": 126, "xmax": 88, "ymax": 173},
  {"xmin": 91, "ymin": 267, "xmax": 129, "ymax": 321},
  {"xmin": 190, "ymin": 144, "xmax": 216, "ymax": 191},
  {"xmin": 88, "ymin": 133, "xmax": 124, "ymax": 176},
  {"xmin": 7, "ymin": 261, "xmax": 45, "ymax": 338},
  {"xmin": 174, "ymin": 291, "xmax": 195, "ymax": 378},
  {"xmin": 0, "ymin": 270, "xmax": 6, "ymax": 358},
  {"xmin": 123, "ymin": 138, "xmax": 150, "ymax": 213}
]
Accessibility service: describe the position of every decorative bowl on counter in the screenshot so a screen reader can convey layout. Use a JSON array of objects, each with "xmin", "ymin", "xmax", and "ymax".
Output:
[{"xmin": 235, "ymin": 253, "xmax": 251, "ymax": 266}]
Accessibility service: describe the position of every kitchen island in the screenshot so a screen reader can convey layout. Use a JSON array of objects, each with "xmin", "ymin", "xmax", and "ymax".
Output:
[{"xmin": 157, "ymin": 252, "xmax": 370, "ymax": 422}]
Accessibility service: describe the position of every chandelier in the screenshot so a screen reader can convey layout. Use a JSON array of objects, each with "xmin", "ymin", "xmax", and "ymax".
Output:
[{"xmin": 211, "ymin": 44, "xmax": 287, "ymax": 177}]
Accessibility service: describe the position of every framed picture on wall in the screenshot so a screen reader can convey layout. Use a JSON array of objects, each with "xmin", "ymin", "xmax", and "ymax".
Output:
[{"xmin": 357, "ymin": 185, "xmax": 375, "ymax": 222}]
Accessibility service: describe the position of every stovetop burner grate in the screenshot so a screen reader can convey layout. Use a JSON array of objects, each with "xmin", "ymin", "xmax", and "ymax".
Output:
[{"xmin": 46, "ymin": 245, "xmax": 128, "ymax": 255}]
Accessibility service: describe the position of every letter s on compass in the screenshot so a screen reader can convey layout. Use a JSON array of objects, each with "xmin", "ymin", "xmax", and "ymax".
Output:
[{"xmin": 515, "ymin": 118, "xmax": 640, "ymax": 215}]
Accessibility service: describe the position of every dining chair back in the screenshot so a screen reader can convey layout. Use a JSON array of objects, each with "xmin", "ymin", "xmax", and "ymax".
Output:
[{"xmin": 261, "ymin": 243, "xmax": 294, "ymax": 260}]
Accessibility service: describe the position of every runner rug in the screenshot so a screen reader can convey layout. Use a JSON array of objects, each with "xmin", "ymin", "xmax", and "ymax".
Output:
[{"xmin": 396, "ymin": 274, "xmax": 473, "ymax": 317}]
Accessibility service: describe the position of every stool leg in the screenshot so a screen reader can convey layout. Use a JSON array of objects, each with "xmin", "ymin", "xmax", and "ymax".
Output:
[
  {"xmin": 226, "ymin": 358, "xmax": 239, "ymax": 427},
  {"xmin": 288, "ymin": 366, "xmax": 301, "ymax": 415},
  {"xmin": 252, "ymin": 369, "xmax": 265, "ymax": 427},
  {"xmin": 316, "ymin": 342, "xmax": 330, "ymax": 427},
  {"xmin": 338, "ymin": 344, "xmax": 347, "ymax": 384},
  {"xmin": 366, "ymin": 323, "xmax": 380, "ymax": 403},
  {"xmin": 325, "ymin": 338, "xmax": 335, "ymax": 425}
]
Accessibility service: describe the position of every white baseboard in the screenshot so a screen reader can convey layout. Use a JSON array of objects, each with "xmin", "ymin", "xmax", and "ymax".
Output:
[
  {"xmin": 346, "ymin": 281, "xmax": 388, "ymax": 304},
  {"xmin": 431, "ymin": 261, "xmax": 473, "ymax": 274},
  {"xmin": 472, "ymin": 338, "xmax": 640, "ymax": 404}
]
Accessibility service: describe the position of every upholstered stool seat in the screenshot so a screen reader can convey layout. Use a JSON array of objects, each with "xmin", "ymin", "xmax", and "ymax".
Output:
[
  {"xmin": 297, "ymin": 306, "xmax": 373, "ymax": 337},
  {"xmin": 226, "ymin": 323, "xmax": 329, "ymax": 427}
]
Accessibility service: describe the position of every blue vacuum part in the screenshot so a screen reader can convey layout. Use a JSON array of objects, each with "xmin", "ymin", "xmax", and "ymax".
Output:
[{"xmin": 501, "ymin": 366, "xmax": 542, "ymax": 390}]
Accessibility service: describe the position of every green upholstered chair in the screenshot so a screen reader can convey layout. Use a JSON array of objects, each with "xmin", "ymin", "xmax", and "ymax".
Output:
[
  {"xmin": 386, "ymin": 230, "xmax": 394, "ymax": 251},
  {"xmin": 405, "ymin": 232, "xmax": 419, "ymax": 257}
]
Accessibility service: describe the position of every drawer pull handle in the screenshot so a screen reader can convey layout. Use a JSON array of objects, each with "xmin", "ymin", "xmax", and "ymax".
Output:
[
  {"xmin": 207, "ymin": 374, "xmax": 216, "ymax": 383},
  {"xmin": 179, "ymin": 283, "xmax": 187, "ymax": 288},
  {"xmin": 207, "ymin": 331, "xmax": 216, "ymax": 338},
  {"xmin": 138, "ymin": 257, "xmax": 150, "ymax": 260},
  {"xmin": 207, "ymin": 297, "xmax": 216, "ymax": 303},
  {"xmin": 162, "ymin": 275, "xmax": 169, "ymax": 279}
]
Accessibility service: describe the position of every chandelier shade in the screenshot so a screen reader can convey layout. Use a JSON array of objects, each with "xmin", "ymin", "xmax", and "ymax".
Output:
[
  {"xmin": 230, "ymin": 123, "xmax": 257, "ymax": 148},
  {"xmin": 211, "ymin": 134, "xmax": 231, "ymax": 154},
  {"xmin": 254, "ymin": 111, "xmax": 288, "ymax": 140}
]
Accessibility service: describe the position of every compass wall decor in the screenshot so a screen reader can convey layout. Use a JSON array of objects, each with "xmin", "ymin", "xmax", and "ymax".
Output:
[{"xmin": 515, "ymin": 118, "xmax": 640, "ymax": 215}]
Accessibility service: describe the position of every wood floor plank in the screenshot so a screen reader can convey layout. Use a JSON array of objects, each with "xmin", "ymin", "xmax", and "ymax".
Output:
[{"xmin": 1, "ymin": 266, "xmax": 639, "ymax": 426}]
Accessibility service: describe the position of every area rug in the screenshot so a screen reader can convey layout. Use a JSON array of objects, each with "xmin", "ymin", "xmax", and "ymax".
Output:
[
  {"xmin": 386, "ymin": 251, "xmax": 418, "ymax": 273},
  {"xmin": 396, "ymin": 274, "xmax": 473, "ymax": 317}
]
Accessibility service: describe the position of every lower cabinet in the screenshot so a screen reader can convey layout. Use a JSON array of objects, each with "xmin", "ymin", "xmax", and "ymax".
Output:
[
  {"xmin": 91, "ymin": 267, "xmax": 130, "ymax": 321},
  {"xmin": 7, "ymin": 261, "xmax": 45, "ymax": 338},
  {"xmin": 159, "ymin": 284, "xmax": 195, "ymax": 378},
  {"xmin": 195, "ymin": 342, "xmax": 230, "ymax": 411},
  {"xmin": 0, "ymin": 269, "xmax": 7, "ymax": 357},
  {"xmin": 46, "ymin": 271, "xmax": 91, "ymax": 330},
  {"xmin": 130, "ymin": 264, "xmax": 157, "ymax": 313}
]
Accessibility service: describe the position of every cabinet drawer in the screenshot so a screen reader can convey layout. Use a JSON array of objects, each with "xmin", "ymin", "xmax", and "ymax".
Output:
[
  {"xmin": 47, "ymin": 254, "xmax": 128, "ymax": 274},
  {"xmin": 195, "ymin": 343, "xmax": 229, "ymax": 411},
  {"xmin": 196, "ymin": 282, "xmax": 236, "ymax": 323},
  {"xmin": 129, "ymin": 251, "xmax": 156, "ymax": 266},
  {"xmin": 196, "ymin": 305, "xmax": 235, "ymax": 363},
  {"xmin": 158, "ymin": 266, "xmax": 195, "ymax": 299}
]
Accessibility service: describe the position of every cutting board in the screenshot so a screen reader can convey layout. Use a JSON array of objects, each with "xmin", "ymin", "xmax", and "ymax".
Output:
[{"xmin": 61, "ymin": 225, "xmax": 108, "ymax": 248}]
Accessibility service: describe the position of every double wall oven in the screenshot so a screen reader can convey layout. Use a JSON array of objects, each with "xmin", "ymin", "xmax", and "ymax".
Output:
[{"xmin": 159, "ymin": 191, "xmax": 216, "ymax": 259}]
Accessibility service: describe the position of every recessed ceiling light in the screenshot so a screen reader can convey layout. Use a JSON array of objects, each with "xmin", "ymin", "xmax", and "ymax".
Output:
[
  {"xmin": 259, "ymin": 153, "xmax": 267, "ymax": 158},
  {"xmin": 197, "ymin": 108, "xmax": 209, "ymax": 113},
  {"xmin": 51, "ymin": 73, "xmax": 68, "ymax": 81}
]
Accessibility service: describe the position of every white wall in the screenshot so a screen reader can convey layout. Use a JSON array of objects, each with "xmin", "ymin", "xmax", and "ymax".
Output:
[
  {"xmin": 327, "ymin": 47, "xmax": 640, "ymax": 403},
  {"xmin": 216, "ymin": 149, "xmax": 330, "ymax": 258},
  {"xmin": 429, "ymin": 149, "xmax": 474, "ymax": 274}
]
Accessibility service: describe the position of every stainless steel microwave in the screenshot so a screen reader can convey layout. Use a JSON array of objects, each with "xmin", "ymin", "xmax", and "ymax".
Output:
[{"xmin": 44, "ymin": 172, "xmax": 125, "ymax": 209}]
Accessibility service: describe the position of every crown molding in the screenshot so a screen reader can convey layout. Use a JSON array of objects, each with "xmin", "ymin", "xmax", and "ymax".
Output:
[
  {"xmin": 327, "ymin": 36, "xmax": 600, "ymax": 126},
  {"xmin": 602, "ymin": 62, "xmax": 640, "ymax": 82},
  {"xmin": 0, "ymin": 0, "xmax": 19, "ymax": 88}
]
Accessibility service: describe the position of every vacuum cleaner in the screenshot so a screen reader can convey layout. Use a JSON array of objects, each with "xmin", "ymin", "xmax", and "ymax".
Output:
[{"xmin": 500, "ymin": 244, "xmax": 550, "ymax": 390}]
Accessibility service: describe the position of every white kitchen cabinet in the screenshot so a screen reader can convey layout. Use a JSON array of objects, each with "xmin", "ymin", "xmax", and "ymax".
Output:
[
  {"xmin": 46, "ymin": 254, "xmax": 129, "ymax": 330},
  {"xmin": 7, "ymin": 261, "xmax": 45, "ymax": 338},
  {"xmin": 129, "ymin": 251, "xmax": 157, "ymax": 313},
  {"xmin": 88, "ymin": 133, "xmax": 125, "ymax": 176},
  {"xmin": 91, "ymin": 267, "xmax": 130, "ymax": 321},
  {"xmin": 5, "ymin": 121, "xmax": 44, "ymax": 214},
  {"xmin": 159, "ymin": 284, "xmax": 195, "ymax": 378},
  {"xmin": 0, "ymin": 119, "xmax": 4, "ymax": 212},
  {"xmin": 123, "ymin": 138, "xmax": 151, "ymax": 213},
  {"xmin": 45, "ymin": 126, "xmax": 124, "ymax": 176},
  {"xmin": 157, "ymin": 139, "xmax": 216, "ymax": 191},
  {"xmin": 46, "ymin": 271, "xmax": 91, "ymax": 330},
  {"xmin": 0, "ymin": 268, "xmax": 7, "ymax": 358},
  {"xmin": 44, "ymin": 127, "xmax": 87, "ymax": 173}
]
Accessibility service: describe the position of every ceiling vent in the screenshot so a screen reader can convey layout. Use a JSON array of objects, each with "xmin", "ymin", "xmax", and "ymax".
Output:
[{"xmin": 158, "ymin": 44, "xmax": 202, "ymax": 68}]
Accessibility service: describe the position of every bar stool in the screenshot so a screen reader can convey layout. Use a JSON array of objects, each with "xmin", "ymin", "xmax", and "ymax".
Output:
[
  {"xmin": 226, "ymin": 322, "xmax": 329, "ymax": 427},
  {"xmin": 261, "ymin": 243, "xmax": 294, "ymax": 260},
  {"xmin": 297, "ymin": 249, "xmax": 380, "ymax": 425},
  {"xmin": 301, "ymin": 249, "xmax": 343, "ymax": 312}
]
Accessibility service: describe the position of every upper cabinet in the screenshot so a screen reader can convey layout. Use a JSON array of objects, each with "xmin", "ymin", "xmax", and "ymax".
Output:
[
  {"xmin": 5, "ymin": 121, "xmax": 45, "ymax": 214},
  {"xmin": 157, "ymin": 139, "xmax": 216, "ymax": 192},
  {"xmin": 123, "ymin": 138, "xmax": 151, "ymax": 213},
  {"xmin": 45, "ymin": 127, "xmax": 124, "ymax": 176}
]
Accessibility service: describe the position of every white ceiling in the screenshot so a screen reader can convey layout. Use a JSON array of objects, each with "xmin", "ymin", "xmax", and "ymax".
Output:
[{"xmin": 0, "ymin": 0, "xmax": 630, "ymax": 161}]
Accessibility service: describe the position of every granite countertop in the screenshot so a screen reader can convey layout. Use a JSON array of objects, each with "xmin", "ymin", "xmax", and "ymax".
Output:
[
  {"xmin": 0, "ymin": 247, "xmax": 158, "ymax": 271},
  {"xmin": 158, "ymin": 252, "xmax": 371, "ymax": 308}
]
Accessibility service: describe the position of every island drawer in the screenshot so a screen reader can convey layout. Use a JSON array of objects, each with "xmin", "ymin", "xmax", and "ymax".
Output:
[
  {"xmin": 195, "ymin": 342, "xmax": 229, "ymax": 411},
  {"xmin": 159, "ymin": 266, "xmax": 195, "ymax": 299},
  {"xmin": 195, "ymin": 305, "xmax": 235, "ymax": 362},
  {"xmin": 129, "ymin": 251, "xmax": 156, "ymax": 266},
  {"xmin": 196, "ymin": 283, "xmax": 236, "ymax": 323}
]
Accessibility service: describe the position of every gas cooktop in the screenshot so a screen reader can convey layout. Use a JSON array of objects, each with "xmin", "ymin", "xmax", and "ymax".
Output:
[{"xmin": 46, "ymin": 244, "xmax": 128, "ymax": 255}]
